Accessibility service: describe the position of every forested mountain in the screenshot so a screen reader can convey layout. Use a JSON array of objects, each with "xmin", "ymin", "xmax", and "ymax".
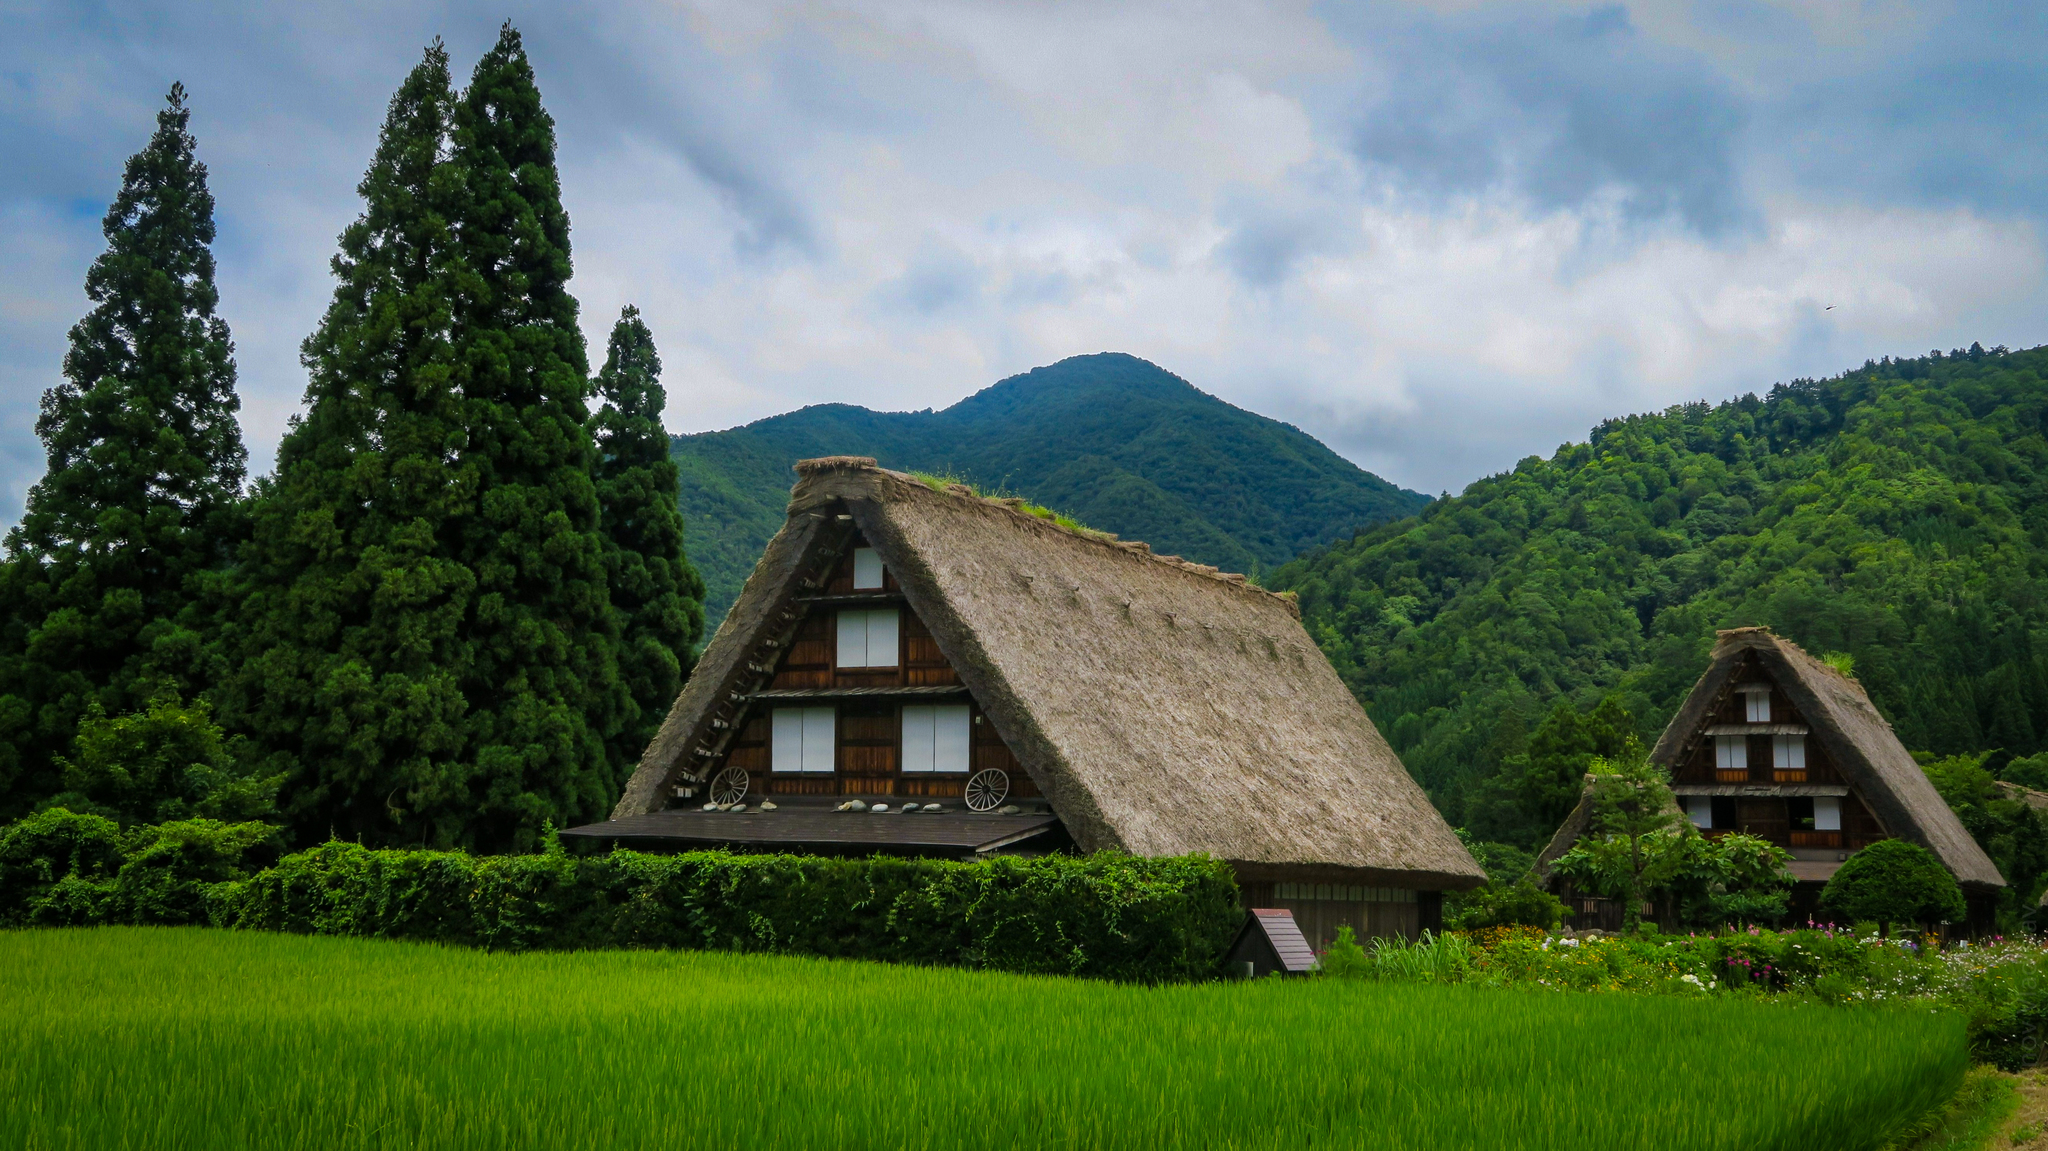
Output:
[
  {"xmin": 674, "ymin": 352, "xmax": 1427, "ymax": 623},
  {"xmin": 1271, "ymin": 344, "xmax": 2048, "ymax": 847}
]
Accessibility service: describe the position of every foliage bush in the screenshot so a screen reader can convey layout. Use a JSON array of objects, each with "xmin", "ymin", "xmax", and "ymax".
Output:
[
  {"xmin": 0, "ymin": 813, "xmax": 1242, "ymax": 982},
  {"xmin": 0, "ymin": 808, "xmax": 279, "ymax": 927},
  {"xmin": 49, "ymin": 693, "xmax": 279, "ymax": 825},
  {"xmin": 1820, "ymin": 839, "xmax": 1968, "ymax": 934},
  {"xmin": 1449, "ymin": 877, "xmax": 1566, "ymax": 929}
]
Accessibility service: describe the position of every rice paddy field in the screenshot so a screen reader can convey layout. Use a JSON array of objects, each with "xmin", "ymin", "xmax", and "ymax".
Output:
[{"xmin": 1, "ymin": 928, "xmax": 1969, "ymax": 1151}]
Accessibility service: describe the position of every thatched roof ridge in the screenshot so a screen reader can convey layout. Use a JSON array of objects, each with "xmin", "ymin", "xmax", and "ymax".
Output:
[
  {"xmin": 786, "ymin": 457, "xmax": 1301, "ymax": 612},
  {"xmin": 1649, "ymin": 627, "xmax": 2002, "ymax": 889},
  {"xmin": 617, "ymin": 456, "xmax": 1483, "ymax": 889}
]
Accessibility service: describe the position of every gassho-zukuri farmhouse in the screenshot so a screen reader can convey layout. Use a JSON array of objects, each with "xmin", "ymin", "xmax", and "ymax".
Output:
[
  {"xmin": 1534, "ymin": 626, "xmax": 2003, "ymax": 933},
  {"xmin": 563, "ymin": 456, "xmax": 1486, "ymax": 943}
]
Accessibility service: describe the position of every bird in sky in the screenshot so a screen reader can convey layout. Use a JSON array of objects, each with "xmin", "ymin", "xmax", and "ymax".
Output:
[{"xmin": 1825, "ymin": 305, "xmax": 1836, "ymax": 310}]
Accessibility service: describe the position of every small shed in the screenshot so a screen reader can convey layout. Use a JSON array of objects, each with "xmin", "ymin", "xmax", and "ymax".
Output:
[{"xmin": 1226, "ymin": 908, "xmax": 1319, "ymax": 978}]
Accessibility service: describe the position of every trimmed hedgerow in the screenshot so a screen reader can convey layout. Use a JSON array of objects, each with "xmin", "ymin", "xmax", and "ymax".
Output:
[
  {"xmin": 0, "ymin": 812, "xmax": 1242, "ymax": 983},
  {"xmin": 217, "ymin": 844, "xmax": 1239, "ymax": 982}
]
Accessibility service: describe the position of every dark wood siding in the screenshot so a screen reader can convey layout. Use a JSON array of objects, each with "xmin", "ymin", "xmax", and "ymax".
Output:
[
  {"xmin": 1238, "ymin": 882, "xmax": 1423, "ymax": 945},
  {"xmin": 837, "ymin": 704, "xmax": 898, "ymax": 795},
  {"xmin": 713, "ymin": 536, "xmax": 1035, "ymax": 802},
  {"xmin": 904, "ymin": 611, "xmax": 958, "ymax": 687},
  {"xmin": 770, "ymin": 614, "xmax": 833, "ymax": 690}
]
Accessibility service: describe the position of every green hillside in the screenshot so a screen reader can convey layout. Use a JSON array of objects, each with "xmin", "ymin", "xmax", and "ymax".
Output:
[
  {"xmin": 1270, "ymin": 343, "xmax": 2048, "ymax": 844},
  {"xmin": 675, "ymin": 353, "xmax": 1427, "ymax": 624}
]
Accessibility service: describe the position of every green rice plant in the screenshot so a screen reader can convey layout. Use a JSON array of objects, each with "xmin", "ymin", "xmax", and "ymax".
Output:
[{"xmin": 0, "ymin": 927, "xmax": 1968, "ymax": 1151}]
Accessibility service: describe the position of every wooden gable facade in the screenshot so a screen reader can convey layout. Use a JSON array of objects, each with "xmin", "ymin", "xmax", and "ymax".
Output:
[
  {"xmin": 1662, "ymin": 646, "xmax": 1889, "ymax": 862},
  {"xmin": 705, "ymin": 535, "xmax": 1039, "ymax": 808}
]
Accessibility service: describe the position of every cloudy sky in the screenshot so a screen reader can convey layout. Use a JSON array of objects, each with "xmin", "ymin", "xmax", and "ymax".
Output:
[{"xmin": 5, "ymin": 1, "xmax": 2046, "ymax": 526}]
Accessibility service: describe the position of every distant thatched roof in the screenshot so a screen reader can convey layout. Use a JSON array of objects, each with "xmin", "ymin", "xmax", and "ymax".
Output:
[
  {"xmin": 614, "ymin": 457, "xmax": 1484, "ymax": 890},
  {"xmin": 1649, "ymin": 627, "xmax": 2003, "ymax": 889}
]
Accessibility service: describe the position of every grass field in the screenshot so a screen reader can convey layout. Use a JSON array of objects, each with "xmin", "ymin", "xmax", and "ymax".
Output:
[{"xmin": 0, "ymin": 928, "xmax": 1969, "ymax": 1151}]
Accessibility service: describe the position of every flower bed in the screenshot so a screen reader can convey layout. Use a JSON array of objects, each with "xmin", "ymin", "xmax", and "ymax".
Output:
[{"xmin": 1330, "ymin": 924, "xmax": 2048, "ymax": 1069}]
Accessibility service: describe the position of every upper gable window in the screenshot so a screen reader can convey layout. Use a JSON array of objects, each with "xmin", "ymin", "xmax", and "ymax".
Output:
[
  {"xmin": 1743, "ymin": 688, "xmax": 1771, "ymax": 723},
  {"xmin": 837, "ymin": 608, "xmax": 899, "ymax": 668},
  {"xmin": 853, "ymin": 547, "xmax": 884, "ymax": 590}
]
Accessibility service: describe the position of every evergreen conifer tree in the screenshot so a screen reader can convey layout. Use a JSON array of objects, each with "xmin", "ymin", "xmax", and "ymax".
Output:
[
  {"xmin": 220, "ymin": 45, "xmax": 476, "ymax": 845},
  {"xmin": 0, "ymin": 84, "xmax": 247, "ymax": 818},
  {"xmin": 591, "ymin": 306, "xmax": 705, "ymax": 789},
  {"xmin": 444, "ymin": 24, "xmax": 623, "ymax": 847}
]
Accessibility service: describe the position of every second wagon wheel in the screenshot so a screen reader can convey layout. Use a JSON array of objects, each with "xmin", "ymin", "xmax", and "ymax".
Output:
[
  {"xmin": 963, "ymin": 769, "xmax": 1010, "ymax": 812},
  {"xmin": 708, "ymin": 766, "xmax": 751, "ymax": 807}
]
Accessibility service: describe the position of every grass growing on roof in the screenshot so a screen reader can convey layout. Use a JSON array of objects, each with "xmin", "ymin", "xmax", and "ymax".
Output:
[
  {"xmin": 2, "ymin": 927, "xmax": 1967, "ymax": 1151},
  {"xmin": 907, "ymin": 469, "xmax": 1101, "ymax": 536}
]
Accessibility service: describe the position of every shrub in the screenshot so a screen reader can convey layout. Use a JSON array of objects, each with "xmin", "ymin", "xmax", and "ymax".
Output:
[
  {"xmin": 1820, "ymin": 840, "xmax": 1967, "ymax": 934},
  {"xmin": 1449, "ymin": 876, "xmax": 1566, "ymax": 930},
  {"xmin": 0, "ymin": 810, "xmax": 280, "ymax": 927},
  {"xmin": 111, "ymin": 819, "xmax": 281, "ymax": 925},
  {"xmin": 49, "ymin": 694, "xmax": 279, "ymax": 825},
  {"xmin": 0, "ymin": 808, "xmax": 125, "ymax": 925}
]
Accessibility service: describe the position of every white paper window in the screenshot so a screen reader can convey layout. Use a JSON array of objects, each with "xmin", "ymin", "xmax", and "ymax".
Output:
[
  {"xmin": 1683, "ymin": 796, "xmax": 1712, "ymax": 829},
  {"xmin": 1744, "ymin": 690, "xmax": 1771, "ymax": 723},
  {"xmin": 1814, "ymin": 796, "xmax": 1842, "ymax": 832},
  {"xmin": 901, "ymin": 705, "xmax": 971, "ymax": 773},
  {"xmin": 771, "ymin": 707, "xmax": 836, "ymax": 774},
  {"xmin": 1714, "ymin": 735, "xmax": 1748, "ymax": 770},
  {"xmin": 853, "ymin": 547, "xmax": 884, "ymax": 590},
  {"xmin": 835, "ymin": 609, "xmax": 900, "ymax": 668},
  {"xmin": 1772, "ymin": 735, "xmax": 1806, "ymax": 771}
]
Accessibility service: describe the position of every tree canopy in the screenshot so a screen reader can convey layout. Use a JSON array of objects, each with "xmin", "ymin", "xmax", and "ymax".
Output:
[
  {"xmin": 0, "ymin": 83, "xmax": 248, "ymax": 819},
  {"xmin": 591, "ymin": 306, "xmax": 704, "ymax": 792}
]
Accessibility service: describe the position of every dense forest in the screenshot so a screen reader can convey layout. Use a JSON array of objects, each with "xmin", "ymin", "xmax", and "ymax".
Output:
[
  {"xmin": 673, "ymin": 353, "xmax": 1426, "ymax": 624},
  {"xmin": 0, "ymin": 31, "xmax": 703, "ymax": 851},
  {"xmin": 1273, "ymin": 345, "xmax": 2048, "ymax": 851}
]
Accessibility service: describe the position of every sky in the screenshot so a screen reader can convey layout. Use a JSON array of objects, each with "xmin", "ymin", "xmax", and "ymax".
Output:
[{"xmin": 5, "ymin": 0, "xmax": 2048, "ymax": 528}]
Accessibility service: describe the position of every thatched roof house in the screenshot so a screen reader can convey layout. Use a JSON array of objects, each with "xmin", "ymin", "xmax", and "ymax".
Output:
[
  {"xmin": 565, "ymin": 456, "xmax": 1482, "ymax": 941},
  {"xmin": 1535, "ymin": 627, "xmax": 2000, "ymax": 929}
]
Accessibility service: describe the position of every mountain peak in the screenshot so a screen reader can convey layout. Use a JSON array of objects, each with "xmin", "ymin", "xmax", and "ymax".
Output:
[{"xmin": 673, "ymin": 355, "xmax": 1427, "ymax": 625}]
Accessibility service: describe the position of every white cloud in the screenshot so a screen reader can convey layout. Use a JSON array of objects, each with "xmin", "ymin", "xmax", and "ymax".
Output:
[{"xmin": 6, "ymin": 0, "xmax": 2048, "ymax": 531}]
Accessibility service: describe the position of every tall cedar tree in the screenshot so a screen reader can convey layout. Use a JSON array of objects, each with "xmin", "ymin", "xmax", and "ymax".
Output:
[
  {"xmin": 0, "ymin": 85, "xmax": 247, "ymax": 818},
  {"xmin": 221, "ymin": 45, "xmax": 476, "ymax": 845},
  {"xmin": 591, "ymin": 307, "xmax": 705, "ymax": 791},
  {"xmin": 445, "ymin": 25, "xmax": 624, "ymax": 849}
]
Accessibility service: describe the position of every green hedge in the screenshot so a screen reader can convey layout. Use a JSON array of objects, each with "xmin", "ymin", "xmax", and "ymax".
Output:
[{"xmin": 0, "ymin": 810, "xmax": 1242, "ymax": 982}]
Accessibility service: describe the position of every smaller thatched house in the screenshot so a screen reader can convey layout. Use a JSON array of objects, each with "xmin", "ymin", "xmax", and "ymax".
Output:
[
  {"xmin": 564, "ymin": 457, "xmax": 1484, "ymax": 943},
  {"xmin": 1537, "ymin": 628, "xmax": 2002, "ymax": 931}
]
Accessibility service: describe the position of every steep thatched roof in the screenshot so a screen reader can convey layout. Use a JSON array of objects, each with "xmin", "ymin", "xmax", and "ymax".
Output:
[
  {"xmin": 1649, "ymin": 627, "xmax": 2003, "ymax": 889},
  {"xmin": 615, "ymin": 457, "xmax": 1483, "ymax": 890}
]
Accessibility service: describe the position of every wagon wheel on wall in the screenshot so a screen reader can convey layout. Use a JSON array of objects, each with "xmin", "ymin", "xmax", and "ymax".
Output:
[
  {"xmin": 964, "ymin": 769, "xmax": 1010, "ymax": 812},
  {"xmin": 708, "ymin": 767, "xmax": 751, "ymax": 807}
]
